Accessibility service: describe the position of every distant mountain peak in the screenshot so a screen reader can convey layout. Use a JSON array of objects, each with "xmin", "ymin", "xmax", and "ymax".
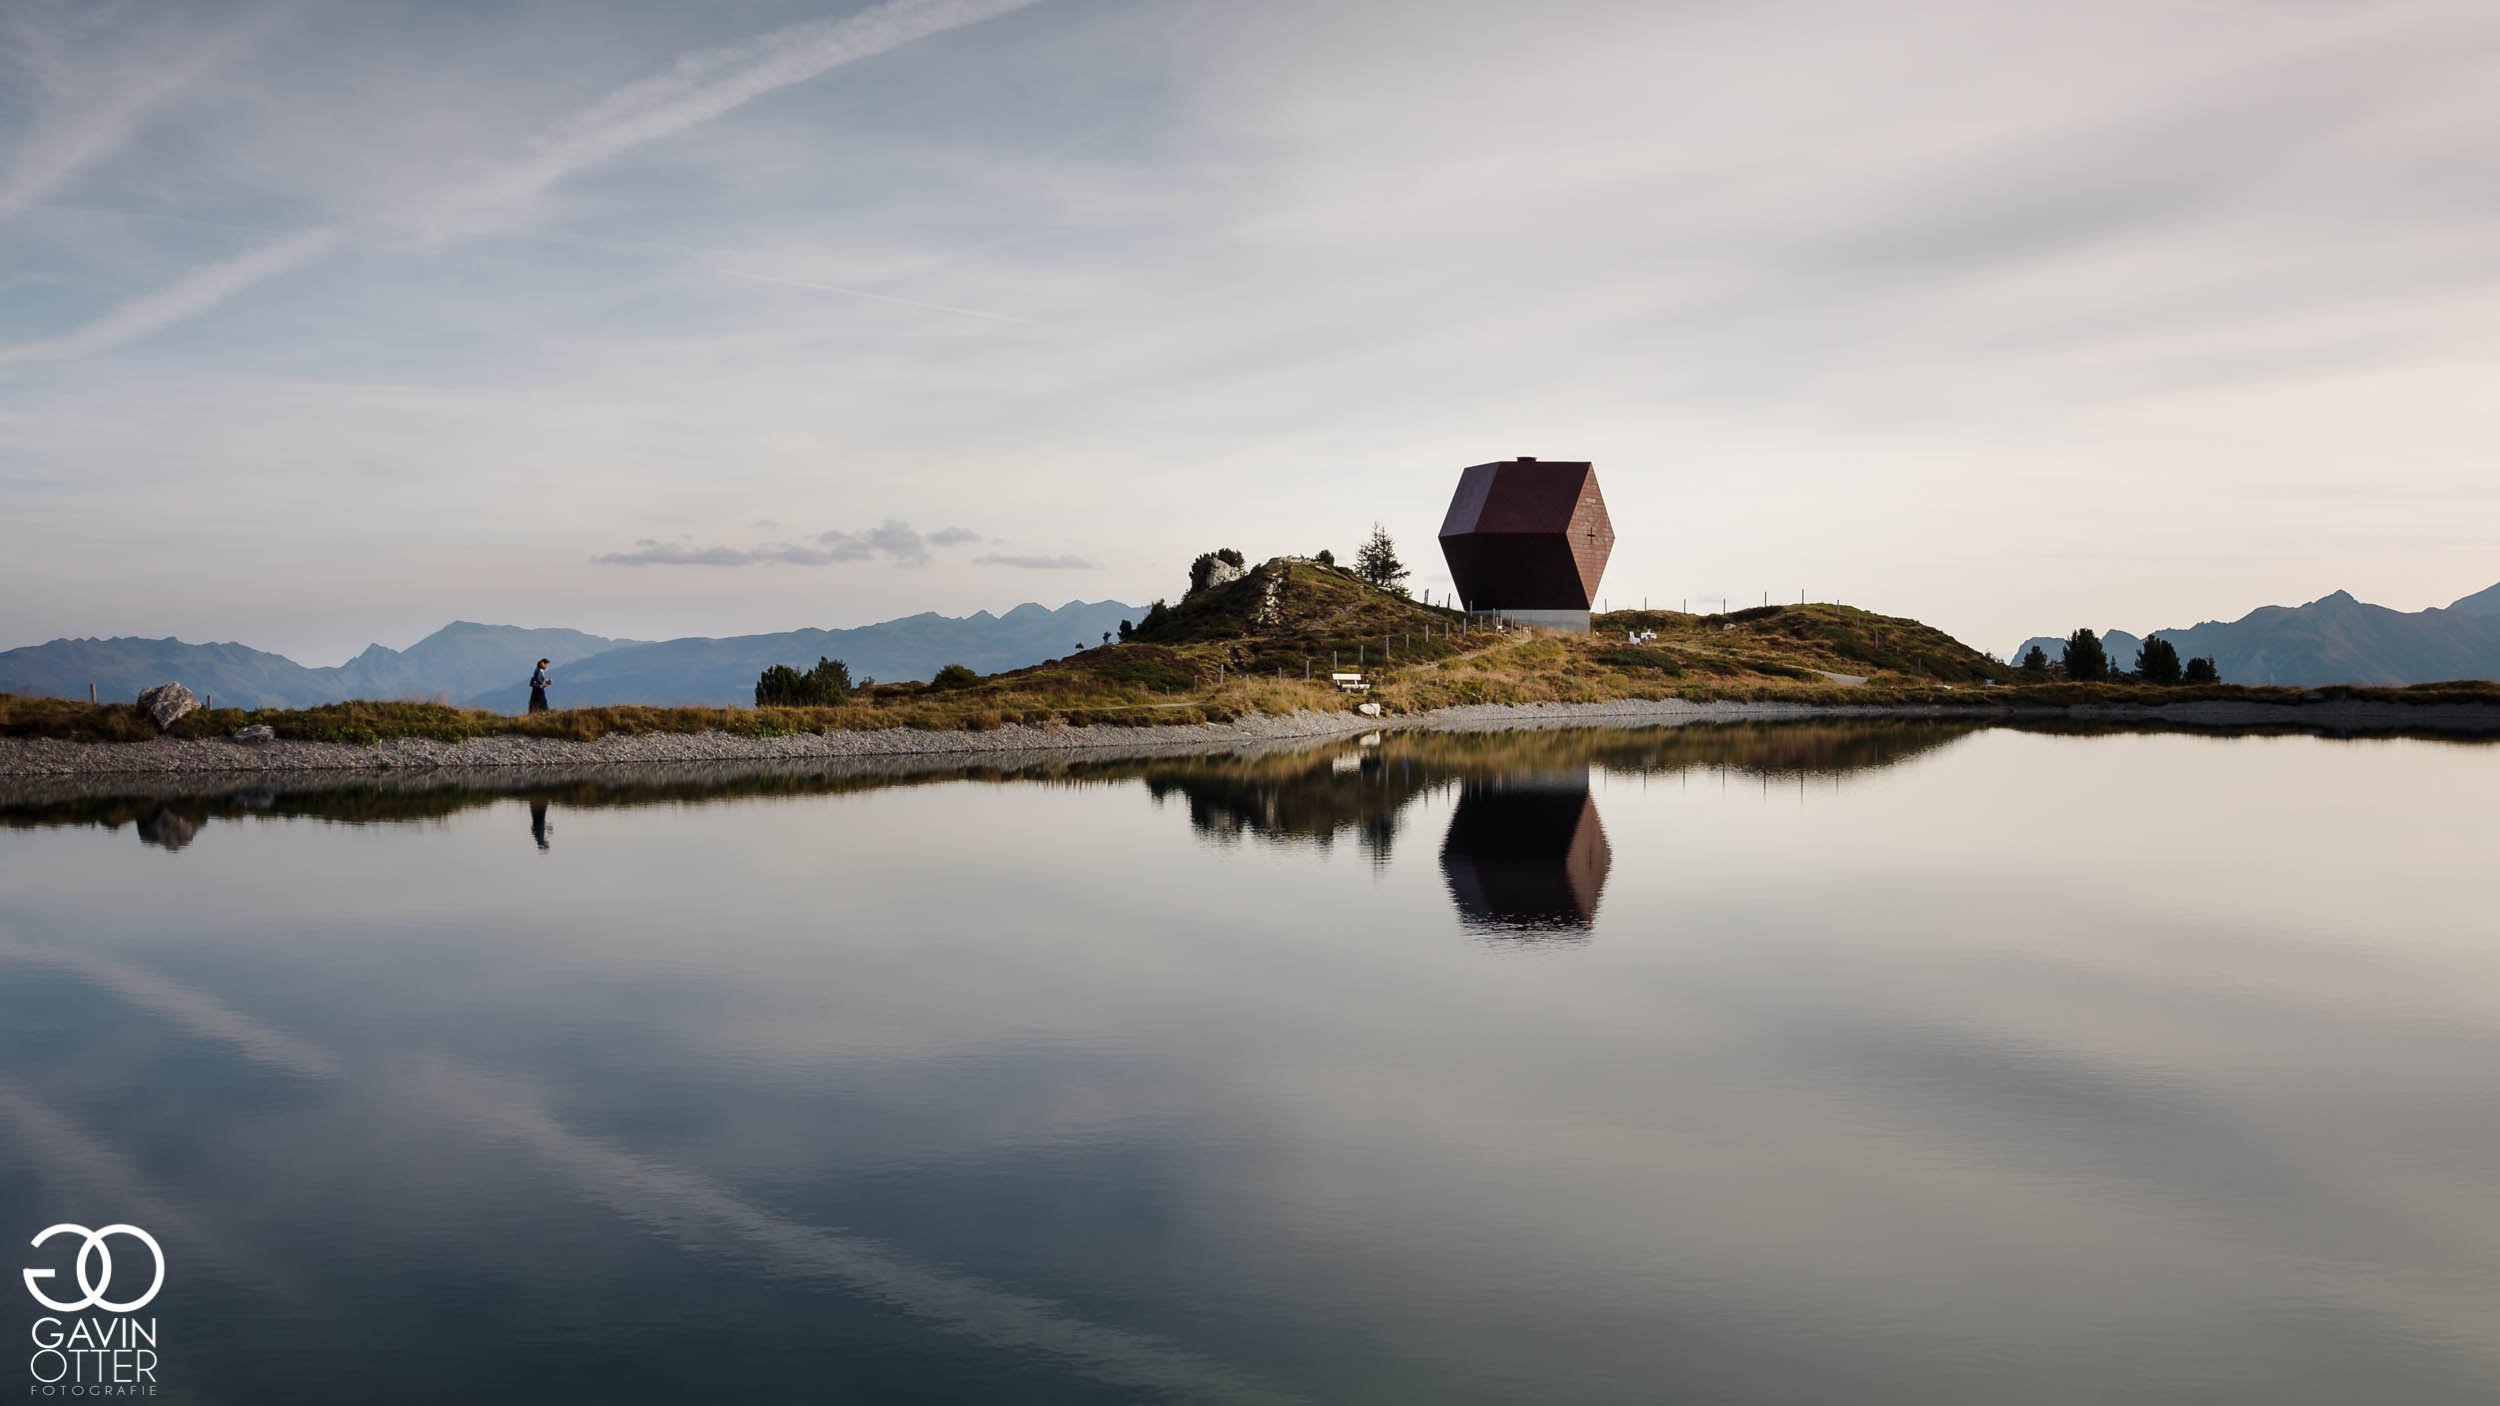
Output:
[
  {"xmin": 2009, "ymin": 581, "xmax": 2500, "ymax": 685},
  {"xmin": 2449, "ymin": 580, "xmax": 2500, "ymax": 618},
  {"xmin": 3, "ymin": 600, "xmax": 1137, "ymax": 709}
]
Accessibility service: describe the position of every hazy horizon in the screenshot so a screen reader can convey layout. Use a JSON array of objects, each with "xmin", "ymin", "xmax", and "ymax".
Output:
[
  {"xmin": 11, "ymin": 576, "xmax": 2500, "ymax": 675},
  {"xmin": 4, "ymin": 596, "xmax": 1152, "ymax": 670},
  {"xmin": 6, "ymin": 0, "xmax": 2497, "ymax": 664}
]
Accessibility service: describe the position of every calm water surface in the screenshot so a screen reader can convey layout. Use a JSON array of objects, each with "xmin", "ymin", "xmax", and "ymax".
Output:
[{"xmin": 3, "ymin": 723, "xmax": 2497, "ymax": 1403}]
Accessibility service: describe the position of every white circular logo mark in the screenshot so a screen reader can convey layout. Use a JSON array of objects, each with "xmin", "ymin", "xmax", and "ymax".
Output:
[{"xmin": 22, "ymin": 1224, "xmax": 164, "ymax": 1314}]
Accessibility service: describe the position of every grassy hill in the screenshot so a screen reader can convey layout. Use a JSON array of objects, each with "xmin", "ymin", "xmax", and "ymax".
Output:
[
  {"xmin": 11, "ymin": 556, "xmax": 2486, "ymax": 745},
  {"xmin": 1134, "ymin": 557, "xmax": 1463, "ymax": 654}
]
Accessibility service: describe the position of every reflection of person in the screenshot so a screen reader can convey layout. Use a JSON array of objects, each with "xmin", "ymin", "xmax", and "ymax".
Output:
[
  {"xmin": 528, "ymin": 659, "xmax": 552, "ymax": 713},
  {"xmin": 530, "ymin": 800, "xmax": 551, "ymax": 851}
]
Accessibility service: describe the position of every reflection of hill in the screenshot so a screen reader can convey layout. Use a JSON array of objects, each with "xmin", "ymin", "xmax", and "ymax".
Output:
[
  {"xmin": 1142, "ymin": 749, "xmax": 1438, "ymax": 862},
  {"xmin": 1441, "ymin": 774, "xmax": 1610, "ymax": 940},
  {"xmin": 0, "ymin": 720, "xmax": 1989, "ymax": 853},
  {"xmin": 1414, "ymin": 720, "xmax": 1984, "ymax": 779},
  {"xmin": 1131, "ymin": 721, "xmax": 1985, "ymax": 858},
  {"xmin": 0, "ymin": 750, "xmax": 1268, "ymax": 843}
]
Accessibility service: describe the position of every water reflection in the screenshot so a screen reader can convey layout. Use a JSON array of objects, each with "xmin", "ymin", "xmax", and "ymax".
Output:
[
  {"xmin": 1141, "ymin": 740, "xmax": 1430, "ymax": 864},
  {"xmin": 0, "ymin": 721, "xmax": 1982, "ymax": 859},
  {"xmin": 1135, "ymin": 721, "xmax": 1981, "ymax": 863},
  {"xmin": 1440, "ymin": 771, "xmax": 1610, "ymax": 939},
  {"xmin": 134, "ymin": 803, "xmax": 200, "ymax": 851},
  {"xmin": 6, "ymin": 721, "xmax": 2500, "ymax": 1403},
  {"xmin": 0, "ymin": 724, "xmax": 1981, "ymax": 959},
  {"xmin": 1133, "ymin": 723, "xmax": 1983, "ymax": 937},
  {"xmin": 11, "ymin": 718, "xmax": 2492, "ymax": 863}
]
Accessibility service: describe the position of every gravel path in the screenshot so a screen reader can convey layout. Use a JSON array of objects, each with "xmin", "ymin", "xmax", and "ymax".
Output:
[
  {"xmin": 0, "ymin": 710, "xmax": 1392, "ymax": 779},
  {"xmin": 5, "ymin": 696, "xmax": 2496, "ymax": 780}
]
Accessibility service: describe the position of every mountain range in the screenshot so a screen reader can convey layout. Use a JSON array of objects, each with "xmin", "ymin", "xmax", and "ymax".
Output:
[
  {"xmin": 2011, "ymin": 580, "xmax": 2500, "ymax": 685},
  {"xmin": 0, "ymin": 601, "xmax": 1141, "ymax": 711}
]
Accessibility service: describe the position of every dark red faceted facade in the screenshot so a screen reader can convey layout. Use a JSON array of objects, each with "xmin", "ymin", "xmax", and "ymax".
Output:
[{"xmin": 1437, "ymin": 458, "xmax": 1614, "ymax": 613}]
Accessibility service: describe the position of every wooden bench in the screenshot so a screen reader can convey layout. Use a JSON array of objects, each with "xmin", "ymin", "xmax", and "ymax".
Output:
[{"xmin": 1330, "ymin": 672, "xmax": 1370, "ymax": 694}]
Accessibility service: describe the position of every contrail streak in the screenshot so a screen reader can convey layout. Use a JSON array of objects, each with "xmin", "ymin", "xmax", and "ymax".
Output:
[
  {"xmin": 433, "ymin": 0, "xmax": 1046, "ymax": 237},
  {"xmin": 0, "ymin": 0, "xmax": 1042, "ymax": 366},
  {"xmin": 0, "ymin": 937, "xmax": 339, "ymax": 1075},
  {"xmin": 0, "ymin": 937, "xmax": 1294, "ymax": 1402},
  {"xmin": 0, "ymin": 1074, "xmax": 307, "ymax": 1337},
  {"xmin": 0, "ymin": 10, "xmax": 272, "ymax": 221},
  {"xmin": 0, "ymin": 225, "xmax": 340, "ymax": 370},
  {"xmin": 414, "ymin": 1064, "xmax": 1303, "ymax": 1405}
]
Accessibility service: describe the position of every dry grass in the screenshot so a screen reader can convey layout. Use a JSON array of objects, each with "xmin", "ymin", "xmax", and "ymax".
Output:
[{"xmin": 10, "ymin": 568, "xmax": 2497, "ymax": 746}]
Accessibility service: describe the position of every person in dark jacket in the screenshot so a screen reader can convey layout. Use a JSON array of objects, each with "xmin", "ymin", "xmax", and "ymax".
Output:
[{"xmin": 528, "ymin": 659, "xmax": 552, "ymax": 713}]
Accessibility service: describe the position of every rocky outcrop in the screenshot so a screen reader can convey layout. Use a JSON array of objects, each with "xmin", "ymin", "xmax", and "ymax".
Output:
[
  {"xmin": 1250, "ymin": 563, "xmax": 1288, "ymax": 631},
  {"xmin": 136, "ymin": 682, "xmax": 200, "ymax": 732}
]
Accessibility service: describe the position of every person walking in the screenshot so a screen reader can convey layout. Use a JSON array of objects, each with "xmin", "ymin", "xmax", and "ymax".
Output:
[{"xmin": 528, "ymin": 658, "xmax": 552, "ymax": 713}]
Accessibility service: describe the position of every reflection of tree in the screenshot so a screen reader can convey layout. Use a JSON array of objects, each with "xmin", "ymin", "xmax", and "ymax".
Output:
[
  {"xmin": 1440, "ymin": 773, "xmax": 1609, "ymax": 940},
  {"xmin": 1142, "ymin": 751, "xmax": 1438, "ymax": 864}
]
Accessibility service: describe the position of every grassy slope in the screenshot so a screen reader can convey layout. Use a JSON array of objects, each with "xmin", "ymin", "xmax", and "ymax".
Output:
[{"xmin": 7, "ymin": 560, "xmax": 2495, "ymax": 744}]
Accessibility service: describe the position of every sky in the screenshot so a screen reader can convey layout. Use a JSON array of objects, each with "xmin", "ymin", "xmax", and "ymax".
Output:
[{"xmin": 2, "ymin": 0, "xmax": 2496, "ymax": 664}]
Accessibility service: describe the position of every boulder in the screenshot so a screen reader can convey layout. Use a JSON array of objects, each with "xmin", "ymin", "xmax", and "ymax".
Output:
[
  {"xmin": 135, "ymin": 682, "xmax": 200, "ymax": 732},
  {"xmin": 231, "ymin": 724, "xmax": 276, "ymax": 745}
]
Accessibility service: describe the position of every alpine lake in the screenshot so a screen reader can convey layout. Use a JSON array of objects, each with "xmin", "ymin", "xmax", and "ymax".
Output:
[{"xmin": 3, "ymin": 719, "xmax": 2497, "ymax": 1403}]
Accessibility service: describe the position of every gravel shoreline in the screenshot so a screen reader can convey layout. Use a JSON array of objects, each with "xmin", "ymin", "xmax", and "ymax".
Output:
[{"xmin": 4, "ymin": 696, "xmax": 2496, "ymax": 781}]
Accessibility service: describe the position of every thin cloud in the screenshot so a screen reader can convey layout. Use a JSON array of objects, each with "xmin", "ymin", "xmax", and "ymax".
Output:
[
  {"xmin": 593, "ymin": 540, "xmax": 845, "ymax": 567},
  {"xmin": 596, "ymin": 520, "xmax": 984, "ymax": 568},
  {"xmin": 976, "ymin": 552, "xmax": 1097, "ymax": 570},
  {"xmin": 829, "ymin": 520, "xmax": 933, "ymax": 565},
  {"xmin": 514, "ymin": 230, "xmax": 1027, "ymax": 327},
  {"xmin": 718, "ymin": 267, "xmax": 1027, "ymax": 324}
]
